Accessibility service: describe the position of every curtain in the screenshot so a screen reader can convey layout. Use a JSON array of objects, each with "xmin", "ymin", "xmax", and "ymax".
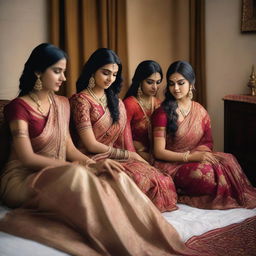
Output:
[
  {"xmin": 49, "ymin": 0, "xmax": 129, "ymax": 98},
  {"xmin": 189, "ymin": 0, "xmax": 206, "ymax": 107}
]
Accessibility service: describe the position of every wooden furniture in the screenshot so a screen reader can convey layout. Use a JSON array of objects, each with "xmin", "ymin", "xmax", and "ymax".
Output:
[{"xmin": 223, "ymin": 94, "xmax": 256, "ymax": 186}]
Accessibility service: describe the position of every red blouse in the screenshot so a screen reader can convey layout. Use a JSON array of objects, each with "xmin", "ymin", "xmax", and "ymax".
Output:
[
  {"xmin": 4, "ymin": 98, "xmax": 47, "ymax": 138},
  {"xmin": 151, "ymin": 106, "xmax": 167, "ymax": 128},
  {"xmin": 124, "ymin": 96, "xmax": 161, "ymax": 150}
]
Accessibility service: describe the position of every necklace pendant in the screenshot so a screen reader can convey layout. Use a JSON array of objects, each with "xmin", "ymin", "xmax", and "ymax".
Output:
[{"xmin": 28, "ymin": 92, "xmax": 52, "ymax": 116}]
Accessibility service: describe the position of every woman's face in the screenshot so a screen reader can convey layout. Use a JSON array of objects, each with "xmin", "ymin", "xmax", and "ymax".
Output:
[
  {"xmin": 40, "ymin": 58, "xmax": 67, "ymax": 92},
  {"xmin": 94, "ymin": 63, "xmax": 119, "ymax": 90},
  {"xmin": 140, "ymin": 72, "xmax": 162, "ymax": 97},
  {"xmin": 168, "ymin": 72, "xmax": 190, "ymax": 100}
]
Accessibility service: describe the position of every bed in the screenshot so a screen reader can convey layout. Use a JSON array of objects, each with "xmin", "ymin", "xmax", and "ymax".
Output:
[
  {"xmin": 0, "ymin": 203, "xmax": 256, "ymax": 256},
  {"xmin": 0, "ymin": 100, "xmax": 256, "ymax": 255}
]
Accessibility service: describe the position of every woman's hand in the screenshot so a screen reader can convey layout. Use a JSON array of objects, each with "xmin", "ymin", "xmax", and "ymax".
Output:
[
  {"xmin": 129, "ymin": 151, "xmax": 148, "ymax": 164},
  {"xmin": 89, "ymin": 159, "xmax": 125, "ymax": 179},
  {"xmin": 189, "ymin": 151, "xmax": 219, "ymax": 165}
]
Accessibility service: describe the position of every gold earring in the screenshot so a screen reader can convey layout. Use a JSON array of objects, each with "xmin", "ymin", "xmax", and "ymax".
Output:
[
  {"xmin": 137, "ymin": 85, "xmax": 143, "ymax": 98},
  {"xmin": 88, "ymin": 77, "xmax": 95, "ymax": 89},
  {"xmin": 34, "ymin": 75, "xmax": 42, "ymax": 91},
  {"xmin": 188, "ymin": 86, "xmax": 193, "ymax": 99}
]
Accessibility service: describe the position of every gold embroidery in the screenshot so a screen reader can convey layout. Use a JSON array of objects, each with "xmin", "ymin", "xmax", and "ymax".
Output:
[
  {"xmin": 219, "ymin": 174, "xmax": 227, "ymax": 185},
  {"xmin": 189, "ymin": 169, "xmax": 202, "ymax": 179},
  {"xmin": 203, "ymin": 171, "xmax": 216, "ymax": 185},
  {"xmin": 153, "ymin": 128, "xmax": 165, "ymax": 137}
]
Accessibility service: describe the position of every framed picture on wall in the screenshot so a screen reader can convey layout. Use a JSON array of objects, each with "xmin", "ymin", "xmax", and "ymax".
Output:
[{"xmin": 241, "ymin": 0, "xmax": 256, "ymax": 32}]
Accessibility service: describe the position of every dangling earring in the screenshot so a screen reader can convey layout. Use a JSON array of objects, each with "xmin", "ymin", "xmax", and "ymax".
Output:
[
  {"xmin": 137, "ymin": 85, "xmax": 143, "ymax": 98},
  {"xmin": 188, "ymin": 85, "xmax": 193, "ymax": 99},
  {"xmin": 34, "ymin": 74, "xmax": 42, "ymax": 91},
  {"xmin": 88, "ymin": 77, "xmax": 95, "ymax": 89}
]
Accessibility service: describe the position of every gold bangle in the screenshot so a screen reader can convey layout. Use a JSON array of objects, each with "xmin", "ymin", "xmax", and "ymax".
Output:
[
  {"xmin": 109, "ymin": 147, "xmax": 130, "ymax": 160},
  {"xmin": 183, "ymin": 151, "xmax": 190, "ymax": 162}
]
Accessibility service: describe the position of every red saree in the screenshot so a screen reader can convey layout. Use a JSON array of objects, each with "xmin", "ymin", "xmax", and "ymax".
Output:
[
  {"xmin": 70, "ymin": 92, "xmax": 177, "ymax": 212},
  {"xmin": 124, "ymin": 96, "xmax": 161, "ymax": 153},
  {"xmin": 152, "ymin": 102, "xmax": 256, "ymax": 209},
  {"xmin": 0, "ymin": 95, "xmax": 196, "ymax": 256}
]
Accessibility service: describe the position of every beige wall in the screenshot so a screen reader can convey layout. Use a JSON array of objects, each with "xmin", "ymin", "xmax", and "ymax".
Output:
[
  {"xmin": 126, "ymin": 0, "xmax": 190, "ymax": 98},
  {"xmin": 0, "ymin": 0, "xmax": 48, "ymax": 100},
  {"xmin": 205, "ymin": 0, "xmax": 256, "ymax": 151}
]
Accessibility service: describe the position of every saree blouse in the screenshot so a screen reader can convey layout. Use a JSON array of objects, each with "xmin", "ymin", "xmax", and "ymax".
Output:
[
  {"xmin": 124, "ymin": 96, "xmax": 161, "ymax": 152},
  {"xmin": 4, "ymin": 98, "xmax": 47, "ymax": 138}
]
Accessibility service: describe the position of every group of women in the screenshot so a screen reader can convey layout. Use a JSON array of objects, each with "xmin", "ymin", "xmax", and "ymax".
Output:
[{"xmin": 0, "ymin": 43, "xmax": 256, "ymax": 256}]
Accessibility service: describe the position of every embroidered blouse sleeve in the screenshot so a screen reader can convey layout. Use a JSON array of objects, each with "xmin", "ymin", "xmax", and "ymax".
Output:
[
  {"xmin": 70, "ymin": 94, "xmax": 92, "ymax": 132},
  {"xmin": 4, "ymin": 99, "xmax": 30, "ymax": 124},
  {"xmin": 122, "ymin": 97, "xmax": 136, "ymax": 151},
  {"xmin": 123, "ymin": 97, "xmax": 136, "ymax": 124}
]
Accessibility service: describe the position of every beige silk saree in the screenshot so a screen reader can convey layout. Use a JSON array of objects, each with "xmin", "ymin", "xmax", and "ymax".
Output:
[{"xmin": 0, "ymin": 95, "xmax": 196, "ymax": 256}]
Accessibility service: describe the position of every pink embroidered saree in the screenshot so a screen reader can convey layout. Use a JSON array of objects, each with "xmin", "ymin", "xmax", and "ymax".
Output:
[
  {"xmin": 0, "ymin": 95, "xmax": 196, "ymax": 256},
  {"xmin": 152, "ymin": 102, "xmax": 256, "ymax": 209},
  {"xmin": 70, "ymin": 92, "xmax": 178, "ymax": 212}
]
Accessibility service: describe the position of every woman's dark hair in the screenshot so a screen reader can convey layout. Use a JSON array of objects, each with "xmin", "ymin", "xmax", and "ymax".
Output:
[
  {"xmin": 18, "ymin": 43, "xmax": 68, "ymax": 96},
  {"xmin": 76, "ymin": 48, "xmax": 123, "ymax": 123},
  {"xmin": 161, "ymin": 60, "xmax": 195, "ymax": 135},
  {"xmin": 124, "ymin": 60, "xmax": 163, "ymax": 99}
]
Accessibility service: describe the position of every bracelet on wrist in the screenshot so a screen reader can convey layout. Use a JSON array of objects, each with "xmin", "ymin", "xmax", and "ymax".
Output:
[
  {"xmin": 109, "ymin": 147, "xmax": 130, "ymax": 160},
  {"xmin": 183, "ymin": 151, "xmax": 190, "ymax": 162}
]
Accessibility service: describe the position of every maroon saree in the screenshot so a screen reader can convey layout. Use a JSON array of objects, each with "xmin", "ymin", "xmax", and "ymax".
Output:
[
  {"xmin": 152, "ymin": 102, "xmax": 256, "ymax": 209},
  {"xmin": 70, "ymin": 92, "xmax": 178, "ymax": 212},
  {"xmin": 0, "ymin": 95, "xmax": 196, "ymax": 256}
]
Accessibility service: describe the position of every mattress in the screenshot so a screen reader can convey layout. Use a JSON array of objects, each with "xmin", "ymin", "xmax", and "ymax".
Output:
[{"xmin": 0, "ymin": 203, "xmax": 255, "ymax": 256}]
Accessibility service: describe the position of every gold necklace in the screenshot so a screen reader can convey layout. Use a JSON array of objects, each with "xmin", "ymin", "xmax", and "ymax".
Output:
[
  {"xmin": 138, "ymin": 96, "xmax": 153, "ymax": 114},
  {"xmin": 28, "ymin": 92, "xmax": 52, "ymax": 116},
  {"xmin": 87, "ymin": 88, "xmax": 107, "ymax": 109},
  {"xmin": 178, "ymin": 102, "xmax": 192, "ymax": 118}
]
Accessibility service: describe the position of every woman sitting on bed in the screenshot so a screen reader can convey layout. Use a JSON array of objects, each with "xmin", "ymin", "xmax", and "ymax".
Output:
[
  {"xmin": 0, "ymin": 44, "xmax": 195, "ymax": 256},
  {"xmin": 69, "ymin": 48, "xmax": 177, "ymax": 213},
  {"xmin": 151, "ymin": 60, "xmax": 256, "ymax": 210},
  {"xmin": 123, "ymin": 60, "xmax": 162, "ymax": 162}
]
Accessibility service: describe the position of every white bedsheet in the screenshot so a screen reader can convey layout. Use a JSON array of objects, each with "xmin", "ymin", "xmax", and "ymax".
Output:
[
  {"xmin": 0, "ymin": 204, "xmax": 256, "ymax": 255},
  {"xmin": 163, "ymin": 204, "xmax": 256, "ymax": 241}
]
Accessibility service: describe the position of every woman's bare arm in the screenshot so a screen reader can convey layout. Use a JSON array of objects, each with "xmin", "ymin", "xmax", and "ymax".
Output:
[
  {"xmin": 153, "ymin": 127, "xmax": 184, "ymax": 162},
  {"xmin": 153, "ymin": 127, "xmax": 219, "ymax": 164},
  {"xmin": 10, "ymin": 120, "xmax": 68, "ymax": 169}
]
